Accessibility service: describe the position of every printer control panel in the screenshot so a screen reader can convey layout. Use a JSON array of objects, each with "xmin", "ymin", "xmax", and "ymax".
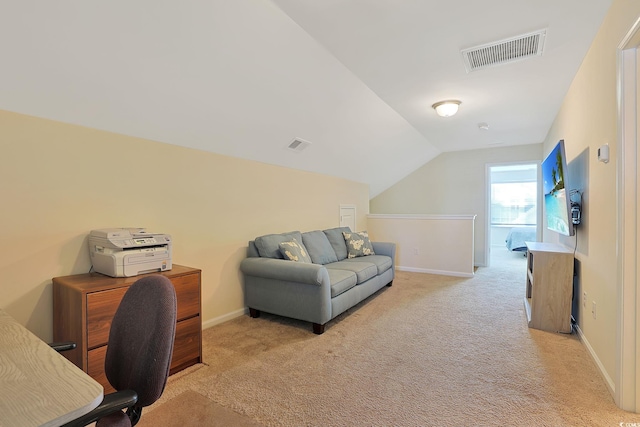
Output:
[
  {"xmin": 123, "ymin": 235, "xmax": 171, "ymax": 248},
  {"xmin": 133, "ymin": 237, "xmax": 158, "ymax": 245}
]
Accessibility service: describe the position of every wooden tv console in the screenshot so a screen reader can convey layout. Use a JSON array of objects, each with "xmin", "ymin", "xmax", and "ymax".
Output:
[
  {"xmin": 524, "ymin": 242, "xmax": 574, "ymax": 333},
  {"xmin": 53, "ymin": 264, "xmax": 202, "ymax": 393}
]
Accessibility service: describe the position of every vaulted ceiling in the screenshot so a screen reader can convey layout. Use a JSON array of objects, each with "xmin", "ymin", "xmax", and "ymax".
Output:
[{"xmin": 0, "ymin": 1, "xmax": 611, "ymax": 196}]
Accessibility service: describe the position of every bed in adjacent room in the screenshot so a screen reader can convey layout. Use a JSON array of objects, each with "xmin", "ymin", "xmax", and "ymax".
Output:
[{"xmin": 505, "ymin": 226, "xmax": 537, "ymax": 252}]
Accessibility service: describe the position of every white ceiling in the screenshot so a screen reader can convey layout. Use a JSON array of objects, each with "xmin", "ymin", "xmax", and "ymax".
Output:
[
  {"xmin": 0, "ymin": 1, "xmax": 611, "ymax": 197},
  {"xmin": 272, "ymin": 0, "xmax": 612, "ymax": 150}
]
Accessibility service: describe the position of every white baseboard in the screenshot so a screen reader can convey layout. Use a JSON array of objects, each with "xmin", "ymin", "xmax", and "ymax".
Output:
[
  {"xmin": 396, "ymin": 265, "xmax": 474, "ymax": 278},
  {"xmin": 201, "ymin": 307, "xmax": 247, "ymax": 330},
  {"xmin": 574, "ymin": 323, "xmax": 615, "ymax": 397}
]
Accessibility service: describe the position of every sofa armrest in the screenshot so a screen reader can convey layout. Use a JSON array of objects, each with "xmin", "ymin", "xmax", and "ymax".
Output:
[
  {"xmin": 241, "ymin": 257, "xmax": 332, "ymax": 326},
  {"xmin": 372, "ymin": 241, "xmax": 396, "ymax": 262},
  {"xmin": 240, "ymin": 257, "xmax": 326, "ymax": 285}
]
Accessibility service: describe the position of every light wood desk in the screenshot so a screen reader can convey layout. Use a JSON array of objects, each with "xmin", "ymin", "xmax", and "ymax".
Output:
[{"xmin": 0, "ymin": 309, "xmax": 103, "ymax": 427}]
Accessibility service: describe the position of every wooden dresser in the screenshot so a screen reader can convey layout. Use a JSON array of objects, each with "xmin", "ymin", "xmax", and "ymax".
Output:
[{"xmin": 53, "ymin": 264, "xmax": 202, "ymax": 393}]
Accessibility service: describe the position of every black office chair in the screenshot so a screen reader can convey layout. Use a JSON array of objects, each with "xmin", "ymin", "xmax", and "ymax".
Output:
[{"xmin": 62, "ymin": 274, "xmax": 177, "ymax": 427}]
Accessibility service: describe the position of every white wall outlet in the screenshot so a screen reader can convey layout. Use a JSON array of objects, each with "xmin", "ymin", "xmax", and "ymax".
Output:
[
  {"xmin": 413, "ymin": 247, "xmax": 420, "ymax": 255},
  {"xmin": 592, "ymin": 301, "xmax": 597, "ymax": 319},
  {"xmin": 583, "ymin": 292, "xmax": 587, "ymax": 308}
]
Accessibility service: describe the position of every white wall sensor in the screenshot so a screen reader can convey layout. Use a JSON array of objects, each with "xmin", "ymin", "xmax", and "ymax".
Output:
[{"xmin": 598, "ymin": 144, "xmax": 609, "ymax": 163}]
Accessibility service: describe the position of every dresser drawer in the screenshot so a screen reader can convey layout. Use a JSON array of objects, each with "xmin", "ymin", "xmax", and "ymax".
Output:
[
  {"xmin": 174, "ymin": 274, "xmax": 201, "ymax": 321},
  {"xmin": 86, "ymin": 287, "xmax": 128, "ymax": 349},
  {"xmin": 86, "ymin": 273, "xmax": 200, "ymax": 349},
  {"xmin": 86, "ymin": 315, "xmax": 201, "ymax": 394},
  {"xmin": 171, "ymin": 315, "xmax": 202, "ymax": 373},
  {"xmin": 87, "ymin": 345, "xmax": 112, "ymax": 393}
]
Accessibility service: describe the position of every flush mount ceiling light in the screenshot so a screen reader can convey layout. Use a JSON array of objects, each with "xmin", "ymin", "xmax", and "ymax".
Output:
[{"xmin": 432, "ymin": 100, "xmax": 461, "ymax": 117}]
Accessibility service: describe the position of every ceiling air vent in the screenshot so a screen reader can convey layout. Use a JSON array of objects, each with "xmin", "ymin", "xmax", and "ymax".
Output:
[
  {"xmin": 461, "ymin": 29, "xmax": 547, "ymax": 73},
  {"xmin": 286, "ymin": 137, "xmax": 312, "ymax": 153}
]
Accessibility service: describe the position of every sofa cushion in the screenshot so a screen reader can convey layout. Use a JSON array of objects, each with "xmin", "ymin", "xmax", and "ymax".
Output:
[
  {"xmin": 255, "ymin": 231, "xmax": 303, "ymax": 259},
  {"xmin": 323, "ymin": 227, "xmax": 351, "ymax": 261},
  {"xmin": 325, "ymin": 261, "xmax": 378, "ymax": 284},
  {"xmin": 278, "ymin": 238, "xmax": 312, "ymax": 263},
  {"xmin": 326, "ymin": 269, "xmax": 357, "ymax": 298},
  {"xmin": 302, "ymin": 231, "xmax": 338, "ymax": 265},
  {"xmin": 343, "ymin": 231, "xmax": 375, "ymax": 258},
  {"xmin": 346, "ymin": 255, "xmax": 392, "ymax": 275}
]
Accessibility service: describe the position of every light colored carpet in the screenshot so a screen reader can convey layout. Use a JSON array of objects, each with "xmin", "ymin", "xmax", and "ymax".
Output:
[
  {"xmin": 139, "ymin": 248, "xmax": 640, "ymax": 426},
  {"xmin": 137, "ymin": 390, "xmax": 262, "ymax": 427}
]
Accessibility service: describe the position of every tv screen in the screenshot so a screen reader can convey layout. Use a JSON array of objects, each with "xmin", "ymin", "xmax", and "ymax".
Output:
[{"xmin": 542, "ymin": 140, "xmax": 575, "ymax": 236}]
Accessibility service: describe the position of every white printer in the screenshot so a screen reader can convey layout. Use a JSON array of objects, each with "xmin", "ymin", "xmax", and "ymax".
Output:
[{"xmin": 89, "ymin": 228, "xmax": 172, "ymax": 277}]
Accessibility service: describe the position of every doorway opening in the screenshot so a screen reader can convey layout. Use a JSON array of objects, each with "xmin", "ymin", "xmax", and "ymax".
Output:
[{"xmin": 487, "ymin": 163, "xmax": 539, "ymax": 267}]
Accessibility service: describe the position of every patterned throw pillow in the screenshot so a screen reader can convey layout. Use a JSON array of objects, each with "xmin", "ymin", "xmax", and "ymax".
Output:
[
  {"xmin": 278, "ymin": 238, "xmax": 312, "ymax": 263},
  {"xmin": 342, "ymin": 231, "xmax": 375, "ymax": 258}
]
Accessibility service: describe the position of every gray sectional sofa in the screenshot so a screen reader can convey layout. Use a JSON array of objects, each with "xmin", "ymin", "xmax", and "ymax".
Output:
[{"xmin": 240, "ymin": 227, "xmax": 396, "ymax": 334}]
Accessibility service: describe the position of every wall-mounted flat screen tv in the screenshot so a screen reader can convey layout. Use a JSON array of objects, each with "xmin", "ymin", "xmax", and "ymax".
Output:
[{"xmin": 542, "ymin": 139, "xmax": 574, "ymax": 236}]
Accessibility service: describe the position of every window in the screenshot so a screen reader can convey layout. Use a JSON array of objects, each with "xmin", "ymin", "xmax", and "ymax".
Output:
[{"xmin": 490, "ymin": 164, "xmax": 537, "ymax": 226}]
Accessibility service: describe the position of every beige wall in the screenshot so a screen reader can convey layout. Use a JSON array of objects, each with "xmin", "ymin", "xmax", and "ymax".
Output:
[
  {"xmin": 0, "ymin": 110, "xmax": 370, "ymax": 341},
  {"xmin": 370, "ymin": 144, "xmax": 543, "ymax": 266},
  {"xmin": 542, "ymin": 0, "xmax": 640, "ymax": 390},
  {"xmin": 368, "ymin": 214, "xmax": 476, "ymax": 277}
]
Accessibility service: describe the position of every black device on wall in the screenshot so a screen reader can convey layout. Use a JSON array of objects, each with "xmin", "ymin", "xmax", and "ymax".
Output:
[
  {"xmin": 570, "ymin": 189, "xmax": 582, "ymax": 226},
  {"xmin": 571, "ymin": 203, "xmax": 581, "ymax": 225}
]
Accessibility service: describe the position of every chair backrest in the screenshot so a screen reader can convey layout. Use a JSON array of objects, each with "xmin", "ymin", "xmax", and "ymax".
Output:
[{"xmin": 104, "ymin": 275, "xmax": 177, "ymax": 408}]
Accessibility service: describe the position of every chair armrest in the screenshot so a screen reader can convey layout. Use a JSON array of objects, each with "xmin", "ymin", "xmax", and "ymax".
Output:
[
  {"xmin": 240, "ymin": 257, "xmax": 326, "ymax": 285},
  {"xmin": 49, "ymin": 341, "xmax": 76, "ymax": 352},
  {"xmin": 61, "ymin": 390, "xmax": 138, "ymax": 427}
]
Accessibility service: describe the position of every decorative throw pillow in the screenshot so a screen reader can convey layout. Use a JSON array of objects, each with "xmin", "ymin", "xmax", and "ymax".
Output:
[
  {"xmin": 278, "ymin": 238, "xmax": 312, "ymax": 263},
  {"xmin": 342, "ymin": 231, "xmax": 375, "ymax": 258},
  {"xmin": 255, "ymin": 231, "xmax": 302, "ymax": 259}
]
